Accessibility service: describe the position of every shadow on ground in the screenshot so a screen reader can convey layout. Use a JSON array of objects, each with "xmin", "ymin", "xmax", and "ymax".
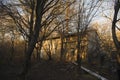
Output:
[{"xmin": 0, "ymin": 60, "xmax": 98, "ymax": 80}]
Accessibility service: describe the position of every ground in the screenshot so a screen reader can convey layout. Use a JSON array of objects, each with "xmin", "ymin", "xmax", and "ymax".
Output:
[{"xmin": 0, "ymin": 60, "xmax": 98, "ymax": 80}]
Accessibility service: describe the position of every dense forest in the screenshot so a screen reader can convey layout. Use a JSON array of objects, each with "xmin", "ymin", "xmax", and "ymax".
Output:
[{"xmin": 0, "ymin": 0, "xmax": 120, "ymax": 80}]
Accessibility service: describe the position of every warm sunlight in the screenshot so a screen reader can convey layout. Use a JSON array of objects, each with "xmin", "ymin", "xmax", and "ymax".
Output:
[{"xmin": 0, "ymin": 0, "xmax": 120, "ymax": 80}]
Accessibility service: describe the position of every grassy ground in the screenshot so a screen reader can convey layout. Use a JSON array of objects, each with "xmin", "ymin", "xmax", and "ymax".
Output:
[{"xmin": 0, "ymin": 60, "xmax": 99, "ymax": 80}]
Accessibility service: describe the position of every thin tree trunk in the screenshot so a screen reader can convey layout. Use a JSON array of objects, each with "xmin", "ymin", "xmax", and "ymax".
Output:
[
  {"xmin": 48, "ymin": 40, "xmax": 52, "ymax": 61},
  {"xmin": 10, "ymin": 31, "xmax": 15, "ymax": 63},
  {"xmin": 76, "ymin": 3, "xmax": 83, "ymax": 73},
  {"xmin": 76, "ymin": 4, "xmax": 82, "ymax": 69},
  {"xmin": 10, "ymin": 38, "xmax": 14, "ymax": 62},
  {"xmin": 60, "ymin": 33, "xmax": 64, "ymax": 61},
  {"xmin": 36, "ymin": 41, "xmax": 43, "ymax": 61},
  {"xmin": 76, "ymin": 35, "xmax": 82, "ymax": 74},
  {"xmin": 76, "ymin": 34, "xmax": 81, "ymax": 67},
  {"xmin": 48, "ymin": 51, "xmax": 52, "ymax": 61}
]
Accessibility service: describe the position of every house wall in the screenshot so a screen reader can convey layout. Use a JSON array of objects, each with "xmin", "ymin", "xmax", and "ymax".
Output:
[{"xmin": 40, "ymin": 30, "xmax": 100, "ymax": 62}]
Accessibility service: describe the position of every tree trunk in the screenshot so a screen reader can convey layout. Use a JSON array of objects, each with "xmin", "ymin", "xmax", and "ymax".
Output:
[
  {"xmin": 112, "ymin": 1, "xmax": 120, "ymax": 79},
  {"xmin": 48, "ymin": 51, "xmax": 52, "ymax": 61},
  {"xmin": 10, "ymin": 38, "xmax": 14, "ymax": 63},
  {"xmin": 21, "ymin": 0, "xmax": 45, "ymax": 76},
  {"xmin": 60, "ymin": 33, "xmax": 64, "ymax": 61},
  {"xmin": 76, "ymin": 35, "xmax": 81, "ymax": 67},
  {"xmin": 76, "ymin": 35, "xmax": 82, "ymax": 74},
  {"xmin": 76, "ymin": 4, "xmax": 82, "ymax": 69},
  {"xmin": 48, "ymin": 40, "xmax": 52, "ymax": 61},
  {"xmin": 76, "ymin": 3, "xmax": 84, "ymax": 73},
  {"xmin": 36, "ymin": 41, "xmax": 43, "ymax": 61},
  {"xmin": 10, "ymin": 31, "xmax": 15, "ymax": 63}
]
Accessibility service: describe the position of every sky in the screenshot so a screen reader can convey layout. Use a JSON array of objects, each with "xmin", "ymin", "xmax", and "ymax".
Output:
[
  {"xmin": 0, "ymin": 0, "xmax": 10, "ymax": 4},
  {"xmin": 86, "ymin": 0, "xmax": 115, "ymax": 38},
  {"xmin": 0, "ymin": 0, "xmax": 117, "ymax": 34}
]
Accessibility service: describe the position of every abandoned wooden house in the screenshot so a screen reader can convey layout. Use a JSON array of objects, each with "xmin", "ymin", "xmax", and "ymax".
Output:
[{"xmin": 35, "ymin": 28, "xmax": 102, "ymax": 63}]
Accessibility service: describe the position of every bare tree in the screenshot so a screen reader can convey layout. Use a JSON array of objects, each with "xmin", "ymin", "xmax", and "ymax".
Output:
[
  {"xmin": 0, "ymin": 0, "xmax": 77, "ymax": 76},
  {"xmin": 0, "ymin": 7, "xmax": 17, "ymax": 63},
  {"xmin": 0, "ymin": 0, "xmax": 62, "ymax": 75},
  {"xmin": 75, "ymin": 0, "xmax": 102, "ymax": 69},
  {"xmin": 112, "ymin": 0, "xmax": 120, "ymax": 79}
]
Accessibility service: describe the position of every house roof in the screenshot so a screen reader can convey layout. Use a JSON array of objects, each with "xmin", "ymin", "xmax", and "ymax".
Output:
[{"xmin": 46, "ymin": 28, "xmax": 97, "ymax": 40}]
